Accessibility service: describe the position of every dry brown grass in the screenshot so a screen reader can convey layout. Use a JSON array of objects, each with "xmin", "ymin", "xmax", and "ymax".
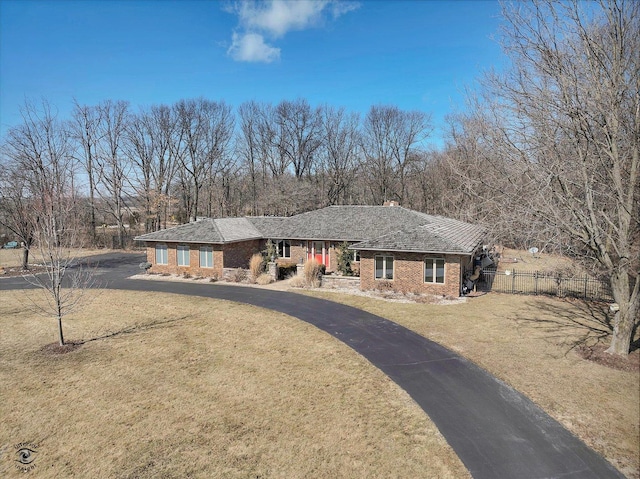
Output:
[
  {"xmin": 497, "ymin": 247, "xmax": 588, "ymax": 275},
  {"xmin": 288, "ymin": 272, "xmax": 307, "ymax": 288},
  {"xmin": 255, "ymin": 273, "xmax": 273, "ymax": 285},
  {"xmin": 302, "ymin": 290, "xmax": 640, "ymax": 479},
  {"xmin": 304, "ymin": 258, "xmax": 322, "ymax": 288},
  {"xmin": 0, "ymin": 247, "xmax": 115, "ymax": 269},
  {"xmin": 0, "ymin": 290, "xmax": 467, "ymax": 479},
  {"xmin": 249, "ymin": 253, "xmax": 264, "ymax": 282}
]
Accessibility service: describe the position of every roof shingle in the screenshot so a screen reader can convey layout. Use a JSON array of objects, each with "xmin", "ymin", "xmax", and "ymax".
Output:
[
  {"xmin": 134, "ymin": 217, "xmax": 261, "ymax": 244},
  {"xmin": 134, "ymin": 205, "xmax": 486, "ymax": 254}
]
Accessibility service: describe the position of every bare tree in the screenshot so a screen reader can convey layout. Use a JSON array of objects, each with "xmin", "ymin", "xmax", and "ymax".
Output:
[
  {"xmin": 1, "ymin": 101, "xmax": 74, "ymax": 265},
  {"xmin": 0, "ymin": 162, "xmax": 36, "ymax": 269},
  {"xmin": 95, "ymin": 100, "xmax": 131, "ymax": 248},
  {"xmin": 1, "ymin": 100, "xmax": 94, "ymax": 346},
  {"xmin": 274, "ymin": 99, "xmax": 322, "ymax": 179},
  {"xmin": 23, "ymin": 199, "xmax": 96, "ymax": 346},
  {"xmin": 361, "ymin": 105, "xmax": 431, "ymax": 205},
  {"xmin": 440, "ymin": 106, "xmax": 549, "ymax": 248},
  {"xmin": 202, "ymin": 101, "xmax": 235, "ymax": 218},
  {"xmin": 319, "ymin": 105, "xmax": 361, "ymax": 205},
  {"xmin": 126, "ymin": 104, "xmax": 180, "ymax": 231},
  {"xmin": 237, "ymin": 101, "xmax": 263, "ymax": 215},
  {"xmin": 460, "ymin": 0, "xmax": 639, "ymax": 355},
  {"xmin": 150, "ymin": 105, "xmax": 181, "ymax": 228},
  {"xmin": 255, "ymin": 102, "xmax": 288, "ymax": 179},
  {"xmin": 173, "ymin": 98, "xmax": 234, "ymax": 220},
  {"xmin": 70, "ymin": 101, "xmax": 102, "ymax": 244}
]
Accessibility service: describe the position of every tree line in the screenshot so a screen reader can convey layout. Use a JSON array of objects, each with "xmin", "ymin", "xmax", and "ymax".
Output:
[
  {"xmin": 0, "ymin": 0, "xmax": 637, "ymax": 355},
  {"xmin": 1, "ymin": 98, "xmax": 440, "ymax": 239}
]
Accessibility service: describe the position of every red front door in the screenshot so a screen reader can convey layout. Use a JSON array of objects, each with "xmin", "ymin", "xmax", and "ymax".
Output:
[{"xmin": 308, "ymin": 241, "xmax": 328, "ymax": 266}]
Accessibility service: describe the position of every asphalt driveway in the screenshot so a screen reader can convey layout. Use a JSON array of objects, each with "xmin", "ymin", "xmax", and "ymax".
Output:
[{"xmin": 0, "ymin": 252, "xmax": 624, "ymax": 479}]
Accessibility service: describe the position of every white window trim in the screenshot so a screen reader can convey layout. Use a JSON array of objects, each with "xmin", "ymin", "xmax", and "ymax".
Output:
[
  {"xmin": 352, "ymin": 250, "xmax": 360, "ymax": 262},
  {"xmin": 424, "ymin": 257, "xmax": 446, "ymax": 284},
  {"xmin": 276, "ymin": 239, "xmax": 291, "ymax": 259},
  {"xmin": 199, "ymin": 246, "xmax": 213, "ymax": 268},
  {"xmin": 177, "ymin": 244, "xmax": 190, "ymax": 267},
  {"xmin": 374, "ymin": 255, "xmax": 394, "ymax": 280},
  {"xmin": 155, "ymin": 244, "xmax": 168, "ymax": 265}
]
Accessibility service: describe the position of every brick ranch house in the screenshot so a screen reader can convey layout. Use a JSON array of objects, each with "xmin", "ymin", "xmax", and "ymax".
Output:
[{"xmin": 134, "ymin": 204, "xmax": 486, "ymax": 297}]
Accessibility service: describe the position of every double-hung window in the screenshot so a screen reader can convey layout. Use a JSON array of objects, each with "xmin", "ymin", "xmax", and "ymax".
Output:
[
  {"xmin": 375, "ymin": 255, "xmax": 394, "ymax": 280},
  {"xmin": 155, "ymin": 244, "xmax": 168, "ymax": 265},
  {"xmin": 277, "ymin": 240, "xmax": 291, "ymax": 259},
  {"xmin": 425, "ymin": 258, "xmax": 445, "ymax": 283},
  {"xmin": 199, "ymin": 246, "xmax": 213, "ymax": 268},
  {"xmin": 177, "ymin": 245, "xmax": 190, "ymax": 266}
]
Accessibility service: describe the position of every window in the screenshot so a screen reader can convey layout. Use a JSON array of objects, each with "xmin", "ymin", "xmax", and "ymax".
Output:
[
  {"xmin": 155, "ymin": 244, "xmax": 168, "ymax": 265},
  {"xmin": 425, "ymin": 258, "xmax": 445, "ymax": 283},
  {"xmin": 352, "ymin": 250, "xmax": 360, "ymax": 262},
  {"xmin": 375, "ymin": 255, "xmax": 394, "ymax": 280},
  {"xmin": 177, "ymin": 245, "xmax": 190, "ymax": 266},
  {"xmin": 277, "ymin": 240, "xmax": 291, "ymax": 259},
  {"xmin": 199, "ymin": 246, "xmax": 213, "ymax": 268}
]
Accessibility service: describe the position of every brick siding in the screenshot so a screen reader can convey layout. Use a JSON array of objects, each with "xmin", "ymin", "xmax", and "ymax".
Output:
[
  {"xmin": 146, "ymin": 239, "xmax": 471, "ymax": 297},
  {"xmin": 275, "ymin": 242, "xmax": 306, "ymax": 266},
  {"xmin": 145, "ymin": 241, "xmax": 261, "ymax": 278},
  {"xmin": 146, "ymin": 242, "xmax": 224, "ymax": 278},
  {"xmin": 222, "ymin": 239, "xmax": 262, "ymax": 269},
  {"xmin": 359, "ymin": 251, "xmax": 465, "ymax": 297}
]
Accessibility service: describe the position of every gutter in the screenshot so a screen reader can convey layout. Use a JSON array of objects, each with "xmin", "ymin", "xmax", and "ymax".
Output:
[{"xmin": 348, "ymin": 246, "xmax": 475, "ymax": 256}]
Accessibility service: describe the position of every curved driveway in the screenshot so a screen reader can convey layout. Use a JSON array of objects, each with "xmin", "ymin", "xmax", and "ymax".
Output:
[{"xmin": 0, "ymin": 253, "xmax": 624, "ymax": 479}]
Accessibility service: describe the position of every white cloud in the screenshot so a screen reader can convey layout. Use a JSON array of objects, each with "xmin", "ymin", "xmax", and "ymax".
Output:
[
  {"xmin": 226, "ymin": 0, "xmax": 360, "ymax": 62},
  {"xmin": 329, "ymin": 1, "xmax": 360, "ymax": 19},
  {"xmin": 238, "ymin": 0, "xmax": 327, "ymax": 38},
  {"xmin": 227, "ymin": 32, "xmax": 281, "ymax": 63}
]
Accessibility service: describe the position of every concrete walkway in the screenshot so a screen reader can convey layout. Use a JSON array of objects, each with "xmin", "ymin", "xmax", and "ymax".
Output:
[{"xmin": 0, "ymin": 253, "xmax": 624, "ymax": 479}]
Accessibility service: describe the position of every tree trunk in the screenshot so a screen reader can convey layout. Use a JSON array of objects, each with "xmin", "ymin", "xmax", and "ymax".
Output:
[
  {"xmin": 57, "ymin": 314, "xmax": 65, "ymax": 346},
  {"xmin": 606, "ymin": 271, "xmax": 638, "ymax": 355},
  {"xmin": 88, "ymin": 165, "xmax": 97, "ymax": 245},
  {"xmin": 21, "ymin": 246, "xmax": 30, "ymax": 270}
]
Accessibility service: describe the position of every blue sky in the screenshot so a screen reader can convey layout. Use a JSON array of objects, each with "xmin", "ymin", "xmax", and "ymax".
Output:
[{"xmin": 0, "ymin": 0, "xmax": 504, "ymax": 144}]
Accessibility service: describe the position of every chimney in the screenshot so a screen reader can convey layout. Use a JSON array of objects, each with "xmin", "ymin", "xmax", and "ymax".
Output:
[{"xmin": 383, "ymin": 201, "xmax": 399, "ymax": 207}]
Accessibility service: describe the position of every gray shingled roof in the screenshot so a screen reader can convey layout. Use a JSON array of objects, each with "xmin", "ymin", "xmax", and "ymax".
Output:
[
  {"xmin": 271, "ymin": 206, "xmax": 434, "ymax": 241},
  {"xmin": 134, "ymin": 205, "xmax": 485, "ymax": 254},
  {"xmin": 350, "ymin": 217, "xmax": 486, "ymax": 254},
  {"xmin": 245, "ymin": 216, "xmax": 287, "ymax": 239},
  {"xmin": 134, "ymin": 217, "xmax": 261, "ymax": 244}
]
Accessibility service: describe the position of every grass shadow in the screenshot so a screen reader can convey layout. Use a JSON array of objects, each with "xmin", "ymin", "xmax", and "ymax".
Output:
[
  {"xmin": 79, "ymin": 315, "xmax": 191, "ymax": 345},
  {"xmin": 513, "ymin": 298, "xmax": 613, "ymax": 355}
]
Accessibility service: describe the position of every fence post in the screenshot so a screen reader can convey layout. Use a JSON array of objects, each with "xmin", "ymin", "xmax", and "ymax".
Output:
[
  {"xmin": 511, "ymin": 270, "xmax": 516, "ymax": 294},
  {"xmin": 534, "ymin": 271, "xmax": 538, "ymax": 295}
]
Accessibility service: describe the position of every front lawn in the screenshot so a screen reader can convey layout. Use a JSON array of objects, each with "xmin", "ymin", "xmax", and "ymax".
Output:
[
  {"xmin": 0, "ymin": 290, "xmax": 467, "ymax": 478},
  {"xmin": 304, "ymin": 290, "xmax": 640, "ymax": 478}
]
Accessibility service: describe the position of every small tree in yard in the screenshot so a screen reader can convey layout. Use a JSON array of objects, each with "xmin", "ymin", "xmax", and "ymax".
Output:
[
  {"xmin": 24, "ymin": 206, "xmax": 97, "ymax": 346},
  {"xmin": 337, "ymin": 242, "xmax": 353, "ymax": 276},
  {"xmin": 2, "ymin": 99, "xmax": 96, "ymax": 346},
  {"xmin": 264, "ymin": 239, "xmax": 277, "ymax": 261}
]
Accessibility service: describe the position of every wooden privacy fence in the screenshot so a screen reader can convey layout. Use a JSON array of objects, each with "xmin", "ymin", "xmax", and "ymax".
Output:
[{"xmin": 477, "ymin": 269, "xmax": 613, "ymax": 302}]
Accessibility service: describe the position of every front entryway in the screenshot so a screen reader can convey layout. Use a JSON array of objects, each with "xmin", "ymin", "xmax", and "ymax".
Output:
[{"xmin": 308, "ymin": 241, "xmax": 329, "ymax": 267}]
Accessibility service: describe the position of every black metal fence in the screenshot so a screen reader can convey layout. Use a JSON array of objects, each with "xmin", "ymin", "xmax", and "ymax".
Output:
[{"xmin": 477, "ymin": 268, "xmax": 613, "ymax": 302}]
